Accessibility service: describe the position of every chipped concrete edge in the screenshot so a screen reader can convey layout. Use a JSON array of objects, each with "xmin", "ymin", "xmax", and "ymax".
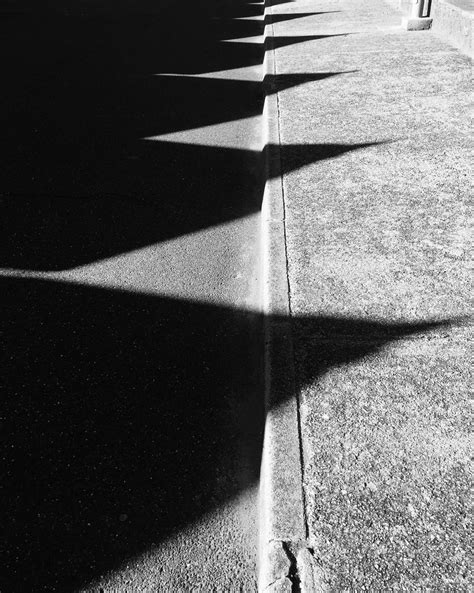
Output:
[{"xmin": 259, "ymin": 2, "xmax": 323, "ymax": 591}]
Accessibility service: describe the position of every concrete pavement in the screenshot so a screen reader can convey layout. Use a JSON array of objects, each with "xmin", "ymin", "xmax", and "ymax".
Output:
[
  {"xmin": 1, "ymin": 0, "xmax": 472, "ymax": 590},
  {"xmin": 261, "ymin": 0, "xmax": 472, "ymax": 590}
]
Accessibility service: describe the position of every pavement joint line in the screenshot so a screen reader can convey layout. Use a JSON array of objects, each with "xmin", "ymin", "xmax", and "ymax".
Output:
[{"xmin": 259, "ymin": 1, "xmax": 320, "ymax": 591}]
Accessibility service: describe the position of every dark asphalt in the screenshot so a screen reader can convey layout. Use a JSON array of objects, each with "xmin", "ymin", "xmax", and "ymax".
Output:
[{"xmin": 1, "ymin": 1, "xmax": 266, "ymax": 590}]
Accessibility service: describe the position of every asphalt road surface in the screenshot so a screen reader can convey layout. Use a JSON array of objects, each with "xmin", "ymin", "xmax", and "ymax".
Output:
[{"xmin": 1, "ymin": 1, "xmax": 266, "ymax": 590}]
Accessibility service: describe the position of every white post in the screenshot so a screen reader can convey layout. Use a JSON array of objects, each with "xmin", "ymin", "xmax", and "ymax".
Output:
[
  {"xmin": 410, "ymin": 0, "xmax": 431, "ymax": 18},
  {"xmin": 403, "ymin": 0, "xmax": 433, "ymax": 30}
]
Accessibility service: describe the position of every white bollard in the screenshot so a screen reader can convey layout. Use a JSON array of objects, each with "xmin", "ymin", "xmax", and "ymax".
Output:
[
  {"xmin": 403, "ymin": 0, "xmax": 433, "ymax": 30},
  {"xmin": 410, "ymin": 0, "xmax": 431, "ymax": 18}
]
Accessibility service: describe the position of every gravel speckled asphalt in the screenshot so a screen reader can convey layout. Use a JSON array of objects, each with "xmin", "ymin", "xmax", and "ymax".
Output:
[{"xmin": 1, "ymin": 1, "xmax": 266, "ymax": 591}]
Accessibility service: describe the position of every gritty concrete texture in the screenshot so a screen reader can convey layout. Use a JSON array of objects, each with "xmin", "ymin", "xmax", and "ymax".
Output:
[
  {"xmin": 262, "ymin": 541, "xmax": 294, "ymax": 592},
  {"xmin": 403, "ymin": 16, "xmax": 434, "ymax": 29},
  {"xmin": 431, "ymin": 0, "xmax": 474, "ymax": 56},
  {"xmin": 295, "ymin": 324, "xmax": 472, "ymax": 590},
  {"xmin": 267, "ymin": 0, "xmax": 472, "ymax": 589},
  {"xmin": 259, "ymin": 14, "xmax": 307, "ymax": 591}
]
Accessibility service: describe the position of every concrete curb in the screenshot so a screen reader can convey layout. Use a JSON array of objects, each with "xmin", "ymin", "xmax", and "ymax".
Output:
[
  {"xmin": 258, "ymin": 3, "xmax": 325, "ymax": 591},
  {"xmin": 431, "ymin": 0, "xmax": 473, "ymax": 56}
]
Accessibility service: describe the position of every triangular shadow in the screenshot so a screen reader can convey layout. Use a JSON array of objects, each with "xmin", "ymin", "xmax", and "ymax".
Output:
[
  {"xmin": 216, "ymin": 11, "xmax": 334, "ymax": 40},
  {"xmin": 265, "ymin": 71, "xmax": 356, "ymax": 92},
  {"xmin": 270, "ymin": 141, "xmax": 384, "ymax": 179},
  {"xmin": 265, "ymin": 11, "xmax": 340, "ymax": 25},
  {"xmin": 137, "ymin": 73, "xmax": 354, "ymax": 134},
  {"xmin": 3, "ymin": 70, "xmax": 352, "ymax": 151},
  {"xmin": 1, "ymin": 141, "xmax": 383, "ymax": 271},
  {"xmin": 268, "ymin": 0, "xmax": 296, "ymax": 6},
  {"xmin": 1, "ymin": 274, "xmax": 457, "ymax": 591},
  {"xmin": 266, "ymin": 33, "xmax": 349, "ymax": 50}
]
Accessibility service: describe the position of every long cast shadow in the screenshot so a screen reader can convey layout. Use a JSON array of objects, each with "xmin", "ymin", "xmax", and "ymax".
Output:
[
  {"xmin": 1, "ymin": 71, "xmax": 347, "ymax": 144},
  {"xmin": 267, "ymin": 0, "xmax": 296, "ymax": 6},
  {"xmin": 266, "ymin": 11, "xmax": 340, "ymax": 25},
  {"xmin": 215, "ymin": 13, "xmax": 339, "ymax": 40},
  {"xmin": 1, "ymin": 141, "xmax": 378, "ymax": 271},
  {"xmin": 0, "ymin": 0, "xmax": 426, "ymax": 590},
  {"xmin": 1, "ymin": 0, "xmax": 360, "ymax": 273},
  {"xmin": 266, "ymin": 33, "xmax": 348, "ymax": 51},
  {"xmin": 0, "ymin": 275, "xmax": 452, "ymax": 592}
]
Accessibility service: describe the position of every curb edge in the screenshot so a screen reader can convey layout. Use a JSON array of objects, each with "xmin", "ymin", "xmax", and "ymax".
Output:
[{"xmin": 258, "ymin": 3, "xmax": 313, "ymax": 591}]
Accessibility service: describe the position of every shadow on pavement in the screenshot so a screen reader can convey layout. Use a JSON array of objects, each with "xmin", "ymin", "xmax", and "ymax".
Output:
[
  {"xmin": 1, "ymin": 276, "xmax": 452, "ymax": 592},
  {"xmin": 267, "ymin": 33, "xmax": 349, "ymax": 51},
  {"xmin": 0, "ymin": 0, "xmax": 359, "ymax": 272},
  {"xmin": 214, "ymin": 12, "xmax": 333, "ymax": 40},
  {"xmin": 1, "ymin": 141, "xmax": 378, "ymax": 271},
  {"xmin": 0, "ymin": 0, "xmax": 455, "ymax": 591}
]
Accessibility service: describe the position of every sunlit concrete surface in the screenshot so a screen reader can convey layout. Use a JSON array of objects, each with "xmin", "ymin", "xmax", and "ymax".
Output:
[
  {"xmin": 267, "ymin": 0, "xmax": 472, "ymax": 589},
  {"xmin": 12, "ymin": 213, "xmax": 260, "ymax": 310}
]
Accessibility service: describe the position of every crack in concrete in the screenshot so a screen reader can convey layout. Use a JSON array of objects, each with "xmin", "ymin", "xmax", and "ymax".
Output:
[
  {"xmin": 281, "ymin": 541, "xmax": 301, "ymax": 593},
  {"xmin": 263, "ymin": 539, "xmax": 329, "ymax": 593},
  {"xmin": 264, "ymin": 575, "xmax": 293, "ymax": 592}
]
